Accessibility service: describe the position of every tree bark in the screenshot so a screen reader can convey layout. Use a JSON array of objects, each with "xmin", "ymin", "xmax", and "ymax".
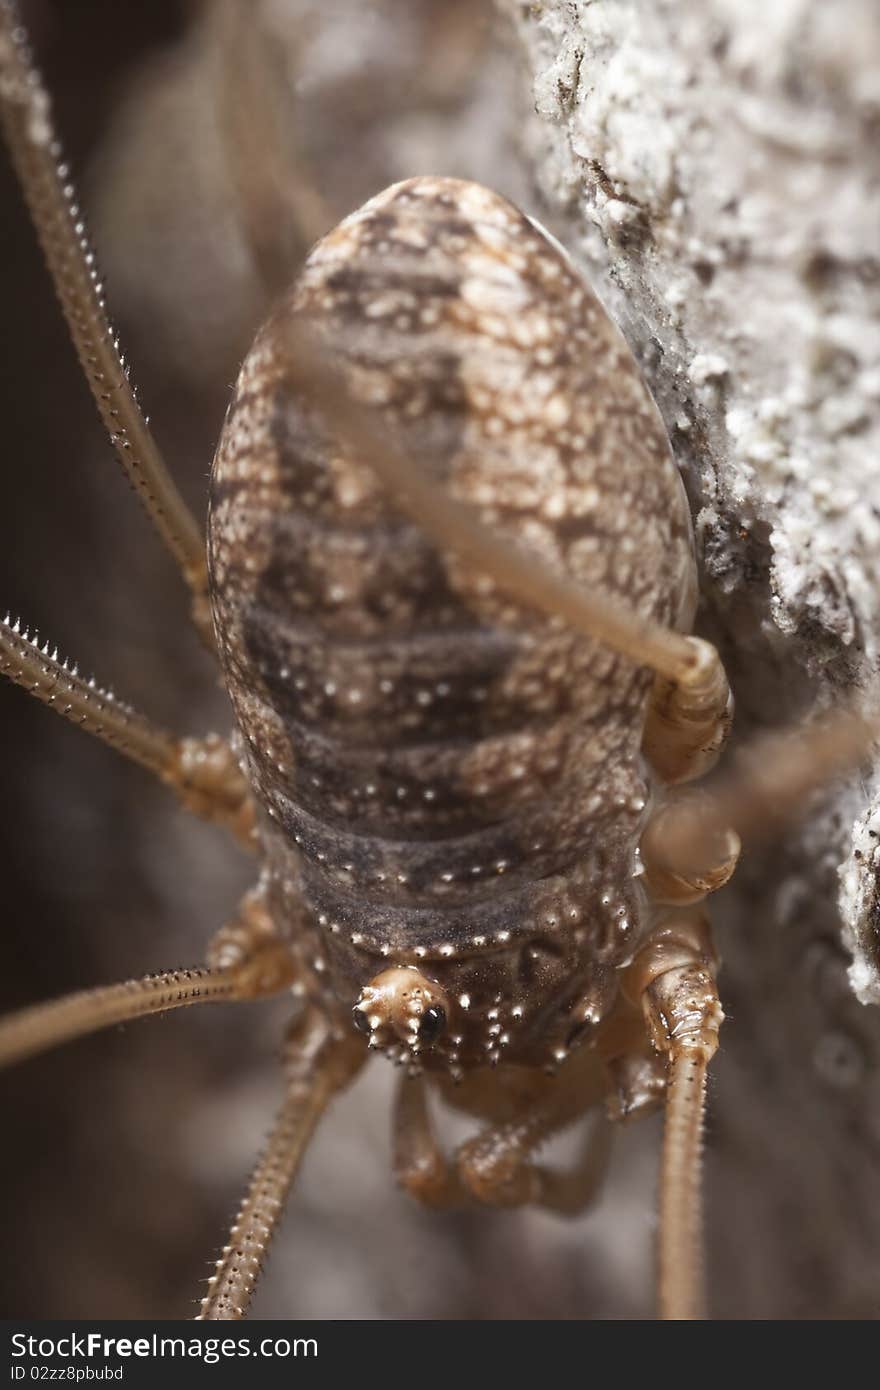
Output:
[{"xmin": 500, "ymin": 0, "xmax": 880, "ymax": 1317}]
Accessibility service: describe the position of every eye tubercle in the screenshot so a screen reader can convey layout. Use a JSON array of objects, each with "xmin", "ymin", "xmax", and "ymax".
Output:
[{"xmin": 353, "ymin": 967, "xmax": 451, "ymax": 1049}]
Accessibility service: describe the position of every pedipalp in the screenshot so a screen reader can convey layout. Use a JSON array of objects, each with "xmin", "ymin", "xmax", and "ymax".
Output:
[{"xmin": 393, "ymin": 1055, "xmax": 612, "ymax": 1215}]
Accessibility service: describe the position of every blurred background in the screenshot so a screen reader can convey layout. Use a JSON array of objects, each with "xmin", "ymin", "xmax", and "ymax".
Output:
[{"xmin": 0, "ymin": 0, "xmax": 878, "ymax": 1319}]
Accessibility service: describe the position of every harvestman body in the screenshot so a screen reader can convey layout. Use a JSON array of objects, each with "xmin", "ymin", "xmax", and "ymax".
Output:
[
  {"xmin": 0, "ymin": 2, "xmax": 874, "ymax": 1321},
  {"xmin": 210, "ymin": 175, "xmax": 703, "ymax": 1077}
]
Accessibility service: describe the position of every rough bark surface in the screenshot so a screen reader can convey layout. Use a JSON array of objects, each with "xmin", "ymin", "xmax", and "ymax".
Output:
[
  {"xmin": 499, "ymin": 0, "xmax": 880, "ymax": 1317},
  {"xmin": 502, "ymin": 0, "xmax": 880, "ymax": 983}
]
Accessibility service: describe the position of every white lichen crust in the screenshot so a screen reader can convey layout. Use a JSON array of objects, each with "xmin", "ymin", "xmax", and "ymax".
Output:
[{"xmin": 501, "ymin": 0, "xmax": 880, "ymax": 1002}]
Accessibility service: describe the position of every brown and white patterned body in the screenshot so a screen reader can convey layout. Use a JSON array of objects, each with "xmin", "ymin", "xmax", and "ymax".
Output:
[{"xmin": 208, "ymin": 177, "xmax": 696, "ymax": 1077}]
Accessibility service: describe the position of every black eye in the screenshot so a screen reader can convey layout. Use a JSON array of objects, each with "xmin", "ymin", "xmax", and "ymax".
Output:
[
  {"xmin": 418, "ymin": 1005, "xmax": 447, "ymax": 1042},
  {"xmin": 352, "ymin": 1006, "xmax": 371, "ymax": 1035}
]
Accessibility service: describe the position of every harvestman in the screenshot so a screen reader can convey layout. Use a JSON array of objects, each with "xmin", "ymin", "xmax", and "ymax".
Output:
[{"xmin": 0, "ymin": 0, "xmax": 875, "ymax": 1321}]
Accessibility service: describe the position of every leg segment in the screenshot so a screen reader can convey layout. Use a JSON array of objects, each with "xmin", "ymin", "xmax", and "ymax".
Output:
[
  {"xmin": 197, "ymin": 1007, "xmax": 364, "ymax": 1320},
  {"xmin": 0, "ymin": 616, "xmax": 254, "ymax": 845},
  {"xmin": 641, "ymin": 702, "xmax": 879, "ymax": 905},
  {"xmin": 596, "ymin": 999, "xmax": 668, "ymax": 1123},
  {"xmin": 0, "ymin": 3, "xmax": 211, "ymax": 640},
  {"xmin": 645, "ymin": 707, "xmax": 879, "ymax": 885},
  {"xmin": 640, "ymin": 794, "xmax": 740, "ymax": 906},
  {"xmin": 658, "ymin": 1048, "xmax": 711, "ymax": 1320},
  {"xmin": 637, "ymin": 642, "xmax": 740, "ymax": 907},
  {"xmin": 0, "ymin": 966, "xmax": 249, "ymax": 1072},
  {"xmin": 642, "ymin": 638, "xmax": 733, "ymax": 786},
  {"xmin": 213, "ymin": 0, "xmax": 332, "ymax": 292},
  {"xmin": 0, "ymin": 890, "xmax": 294, "ymax": 1069},
  {"xmin": 623, "ymin": 914, "xmax": 723, "ymax": 1321}
]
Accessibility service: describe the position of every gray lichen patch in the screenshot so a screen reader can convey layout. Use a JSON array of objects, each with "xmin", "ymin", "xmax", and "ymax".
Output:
[{"xmin": 501, "ymin": 0, "xmax": 880, "ymax": 1004}]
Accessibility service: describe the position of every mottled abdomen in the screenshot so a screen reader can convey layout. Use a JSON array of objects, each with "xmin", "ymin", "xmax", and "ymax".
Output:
[{"xmin": 208, "ymin": 178, "xmax": 695, "ymax": 1073}]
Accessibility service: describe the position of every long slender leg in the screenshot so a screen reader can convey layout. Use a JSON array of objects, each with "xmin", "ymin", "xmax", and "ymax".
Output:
[
  {"xmin": 0, "ymin": 967, "xmax": 251, "ymax": 1071},
  {"xmin": 622, "ymin": 914, "xmax": 723, "ymax": 1321},
  {"xmin": 197, "ymin": 1007, "xmax": 364, "ymax": 1320},
  {"xmin": 0, "ymin": 615, "xmax": 254, "ymax": 844},
  {"xmin": 213, "ymin": 0, "xmax": 332, "ymax": 291},
  {"xmin": 0, "ymin": 889, "xmax": 294, "ymax": 1069},
  {"xmin": 646, "ymin": 707, "xmax": 879, "ymax": 885},
  {"xmin": 658, "ymin": 1049, "xmax": 710, "ymax": 1319},
  {"xmin": 0, "ymin": 3, "xmax": 211, "ymax": 640}
]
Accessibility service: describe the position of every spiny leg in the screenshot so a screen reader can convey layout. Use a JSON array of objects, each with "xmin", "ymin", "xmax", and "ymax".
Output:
[
  {"xmin": 659, "ymin": 1049, "xmax": 710, "ymax": 1318},
  {"xmin": 0, "ymin": 615, "xmax": 254, "ymax": 845},
  {"xmin": 0, "ymin": 2, "xmax": 211, "ymax": 640},
  {"xmin": 0, "ymin": 968, "xmax": 252, "ymax": 1072},
  {"xmin": 0, "ymin": 889, "xmax": 293, "ymax": 1070},
  {"xmin": 623, "ymin": 915, "xmax": 723, "ymax": 1321},
  {"xmin": 632, "ymin": 705, "xmax": 880, "ymax": 1319},
  {"xmin": 197, "ymin": 1007, "xmax": 364, "ymax": 1320}
]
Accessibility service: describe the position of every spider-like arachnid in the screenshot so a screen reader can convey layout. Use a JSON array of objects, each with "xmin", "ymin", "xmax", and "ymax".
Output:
[{"xmin": 1, "ymin": 2, "xmax": 878, "ymax": 1323}]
